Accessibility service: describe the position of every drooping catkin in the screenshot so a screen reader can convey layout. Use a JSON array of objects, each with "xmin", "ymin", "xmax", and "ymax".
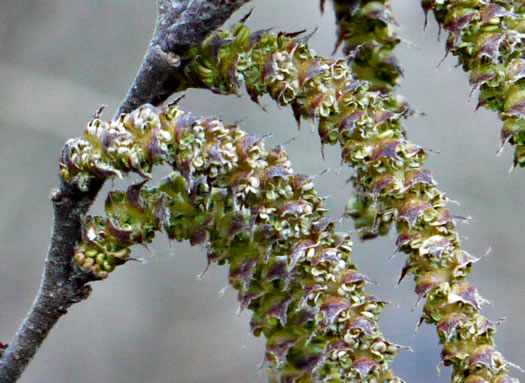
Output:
[
  {"xmin": 173, "ymin": 23, "xmax": 519, "ymax": 383},
  {"xmin": 423, "ymin": 0, "xmax": 525, "ymax": 168},
  {"xmin": 325, "ymin": 0, "xmax": 402, "ymax": 93},
  {"xmin": 60, "ymin": 104, "xmax": 404, "ymax": 383}
]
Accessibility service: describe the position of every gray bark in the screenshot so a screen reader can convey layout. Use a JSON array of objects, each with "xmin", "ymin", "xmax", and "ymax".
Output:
[{"xmin": 116, "ymin": 0, "xmax": 250, "ymax": 117}]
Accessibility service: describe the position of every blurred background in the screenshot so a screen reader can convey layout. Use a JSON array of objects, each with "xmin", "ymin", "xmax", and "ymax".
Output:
[{"xmin": 1, "ymin": 1, "xmax": 524, "ymax": 382}]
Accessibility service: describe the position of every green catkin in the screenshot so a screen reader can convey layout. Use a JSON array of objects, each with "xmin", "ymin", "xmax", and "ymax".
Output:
[
  {"xmin": 174, "ymin": 24, "xmax": 519, "ymax": 383},
  {"xmin": 422, "ymin": 0, "xmax": 525, "ymax": 168},
  {"xmin": 324, "ymin": 0, "xmax": 408, "ymax": 236},
  {"xmin": 60, "ymin": 104, "xmax": 404, "ymax": 383},
  {"xmin": 323, "ymin": 0, "xmax": 402, "ymax": 92}
]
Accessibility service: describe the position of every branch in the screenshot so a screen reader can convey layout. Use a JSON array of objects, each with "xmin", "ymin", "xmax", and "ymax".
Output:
[
  {"xmin": 0, "ymin": 1, "xmax": 248, "ymax": 381},
  {"xmin": 116, "ymin": 0, "xmax": 250, "ymax": 117},
  {"xmin": 0, "ymin": 181, "xmax": 101, "ymax": 383}
]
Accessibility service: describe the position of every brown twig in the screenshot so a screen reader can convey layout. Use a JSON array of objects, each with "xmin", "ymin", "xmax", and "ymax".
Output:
[{"xmin": 0, "ymin": 1, "xmax": 248, "ymax": 381}]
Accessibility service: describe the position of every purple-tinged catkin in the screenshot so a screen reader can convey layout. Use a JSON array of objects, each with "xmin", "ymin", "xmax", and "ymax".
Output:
[{"xmin": 60, "ymin": 104, "xmax": 404, "ymax": 382}]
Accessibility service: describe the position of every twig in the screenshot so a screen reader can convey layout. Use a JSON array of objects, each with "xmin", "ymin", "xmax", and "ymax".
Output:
[
  {"xmin": 0, "ymin": 1, "xmax": 248, "ymax": 382},
  {"xmin": 116, "ymin": 0, "xmax": 250, "ymax": 117}
]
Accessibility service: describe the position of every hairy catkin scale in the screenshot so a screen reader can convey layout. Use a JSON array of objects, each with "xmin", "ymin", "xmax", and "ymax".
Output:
[
  {"xmin": 60, "ymin": 105, "xmax": 404, "ymax": 383},
  {"xmin": 328, "ymin": 0, "xmax": 402, "ymax": 92},
  {"xmin": 422, "ymin": 0, "xmax": 525, "ymax": 168},
  {"xmin": 176, "ymin": 24, "xmax": 519, "ymax": 383}
]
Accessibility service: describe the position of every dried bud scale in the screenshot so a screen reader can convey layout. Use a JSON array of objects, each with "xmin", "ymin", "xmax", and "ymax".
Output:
[
  {"xmin": 327, "ymin": 0, "xmax": 402, "ymax": 92},
  {"xmin": 175, "ymin": 24, "xmax": 518, "ymax": 383},
  {"xmin": 60, "ymin": 104, "xmax": 404, "ymax": 382},
  {"xmin": 422, "ymin": 0, "xmax": 525, "ymax": 168}
]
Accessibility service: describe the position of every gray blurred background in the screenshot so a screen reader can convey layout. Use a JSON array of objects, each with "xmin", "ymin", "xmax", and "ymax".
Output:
[{"xmin": 1, "ymin": 1, "xmax": 524, "ymax": 382}]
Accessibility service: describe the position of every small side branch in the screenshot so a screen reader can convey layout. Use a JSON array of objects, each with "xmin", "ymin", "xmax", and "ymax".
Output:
[{"xmin": 0, "ymin": 1, "xmax": 249, "ymax": 382}]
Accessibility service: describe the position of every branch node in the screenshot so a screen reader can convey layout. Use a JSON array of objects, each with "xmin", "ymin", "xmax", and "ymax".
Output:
[{"xmin": 153, "ymin": 45, "xmax": 181, "ymax": 69}]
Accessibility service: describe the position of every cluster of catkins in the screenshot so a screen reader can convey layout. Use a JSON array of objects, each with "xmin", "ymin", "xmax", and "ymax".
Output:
[
  {"xmin": 321, "ymin": 0, "xmax": 402, "ymax": 92},
  {"xmin": 171, "ymin": 14, "xmax": 519, "ymax": 383},
  {"xmin": 60, "ymin": 104, "xmax": 404, "ymax": 382},
  {"xmin": 58, "ymin": 1, "xmax": 523, "ymax": 382},
  {"xmin": 328, "ymin": 0, "xmax": 525, "ymax": 167}
]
